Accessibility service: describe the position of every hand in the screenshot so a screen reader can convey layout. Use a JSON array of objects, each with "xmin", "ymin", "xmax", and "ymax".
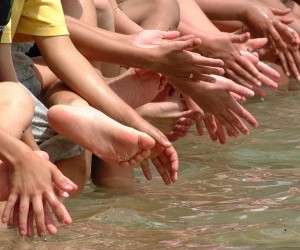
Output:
[
  {"xmin": 140, "ymin": 143, "xmax": 178, "ymax": 185},
  {"xmin": 1, "ymin": 150, "xmax": 77, "ymax": 237},
  {"xmin": 198, "ymin": 32, "xmax": 266, "ymax": 87},
  {"xmin": 169, "ymin": 75, "xmax": 258, "ymax": 137},
  {"xmin": 244, "ymin": 3, "xmax": 296, "ymax": 48},
  {"xmin": 131, "ymin": 29, "xmax": 225, "ymax": 78},
  {"xmin": 183, "ymin": 94, "xmax": 228, "ymax": 144}
]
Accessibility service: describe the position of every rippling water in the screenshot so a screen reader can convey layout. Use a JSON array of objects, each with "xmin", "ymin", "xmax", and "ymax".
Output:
[{"xmin": 2, "ymin": 88, "xmax": 300, "ymax": 249}]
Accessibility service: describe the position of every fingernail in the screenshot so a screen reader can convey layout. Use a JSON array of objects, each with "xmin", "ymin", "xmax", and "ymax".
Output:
[
  {"xmin": 163, "ymin": 137, "xmax": 172, "ymax": 146},
  {"xmin": 62, "ymin": 192, "xmax": 70, "ymax": 198},
  {"xmin": 65, "ymin": 184, "xmax": 73, "ymax": 190},
  {"xmin": 2, "ymin": 217, "xmax": 7, "ymax": 223},
  {"xmin": 297, "ymin": 76, "xmax": 300, "ymax": 82},
  {"xmin": 247, "ymin": 90, "xmax": 255, "ymax": 97},
  {"xmin": 256, "ymin": 80, "xmax": 261, "ymax": 87}
]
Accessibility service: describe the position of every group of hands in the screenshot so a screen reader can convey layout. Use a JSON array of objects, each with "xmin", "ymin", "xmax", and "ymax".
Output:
[{"xmin": 4, "ymin": 1, "xmax": 300, "ymax": 239}]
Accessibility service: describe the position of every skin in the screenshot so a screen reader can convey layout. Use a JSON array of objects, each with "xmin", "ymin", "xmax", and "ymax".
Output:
[
  {"xmin": 0, "ymin": 44, "xmax": 77, "ymax": 237},
  {"xmin": 178, "ymin": 0, "xmax": 281, "ymax": 93},
  {"xmin": 113, "ymin": 0, "xmax": 180, "ymax": 31},
  {"xmin": 195, "ymin": 0, "xmax": 300, "ymax": 80}
]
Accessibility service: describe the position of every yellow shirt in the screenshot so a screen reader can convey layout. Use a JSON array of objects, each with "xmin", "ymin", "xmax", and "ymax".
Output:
[{"xmin": 1, "ymin": 0, "xmax": 69, "ymax": 43}]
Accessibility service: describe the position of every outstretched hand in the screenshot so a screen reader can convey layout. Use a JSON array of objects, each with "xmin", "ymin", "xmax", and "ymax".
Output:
[
  {"xmin": 169, "ymin": 75, "xmax": 258, "ymax": 137},
  {"xmin": 1, "ymin": 150, "xmax": 77, "ymax": 237},
  {"xmin": 131, "ymin": 29, "xmax": 225, "ymax": 78}
]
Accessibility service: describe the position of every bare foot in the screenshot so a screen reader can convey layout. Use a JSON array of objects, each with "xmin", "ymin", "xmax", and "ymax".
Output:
[
  {"xmin": 136, "ymin": 97, "xmax": 196, "ymax": 141},
  {"xmin": 106, "ymin": 68, "xmax": 167, "ymax": 108},
  {"xmin": 48, "ymin": 105, "xmax": 156, "ymax": 166}
]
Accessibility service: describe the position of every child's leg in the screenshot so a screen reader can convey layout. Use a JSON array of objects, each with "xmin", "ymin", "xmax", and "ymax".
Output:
[{"xmin": 116, "ymin": 0, "xmax": 180, "ymax": 30}]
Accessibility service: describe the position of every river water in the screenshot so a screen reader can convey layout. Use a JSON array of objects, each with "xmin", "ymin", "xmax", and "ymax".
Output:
[{"xmin": 2, "ymin": 88, "xmax": 300, "ymax": 249}]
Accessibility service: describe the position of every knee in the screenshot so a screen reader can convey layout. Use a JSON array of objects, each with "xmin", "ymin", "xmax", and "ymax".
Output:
[{"xmin": 0, "ymin": 82, "xmax": 35, "ymax": 124}]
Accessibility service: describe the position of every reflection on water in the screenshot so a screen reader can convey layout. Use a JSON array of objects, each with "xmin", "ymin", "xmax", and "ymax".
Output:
[{"xmin": 3, "ymin": 89, "xmax": 300, "ymax": 249}]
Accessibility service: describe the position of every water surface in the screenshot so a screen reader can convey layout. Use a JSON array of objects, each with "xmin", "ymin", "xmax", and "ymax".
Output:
[{"xmin": 2, "ymin": 89, "xmax": 300, "ymax": 249}]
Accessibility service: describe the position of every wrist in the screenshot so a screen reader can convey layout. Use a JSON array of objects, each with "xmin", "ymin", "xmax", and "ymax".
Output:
[{"xmin": 0, "ymin": 138, "xmax": 32, "ymax": 170}]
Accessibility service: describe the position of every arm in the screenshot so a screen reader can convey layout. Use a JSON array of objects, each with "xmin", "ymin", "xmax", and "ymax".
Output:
[
  {"xmin": 65, "ymin": 17, "xmax": 223, "ymax": 79},
  {"xmin": 195, "ymin": 0, "xmax": 249, "ymax": 21},
  {"xmin": 0, "ymin": 44, "xmax": 18, "ymax": 82}
]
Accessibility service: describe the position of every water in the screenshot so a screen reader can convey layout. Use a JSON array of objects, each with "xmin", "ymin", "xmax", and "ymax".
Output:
[{"xmin": 2, "ymin": 89, "xmax": 300, "ymax": 249}]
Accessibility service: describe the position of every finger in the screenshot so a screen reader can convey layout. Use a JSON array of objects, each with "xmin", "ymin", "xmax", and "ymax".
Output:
[
  {"xmin": 44, "ymin": 191, "xmax": 65, "ymax": 224},
  {"xmin": 290, "ymin": 49, "xmax": 300, "ymax": 81},
  {"xmin": 217, "ymin": 114, "xmax": 239, "ymax": 138},
  {"xmin": 257, "ymin": 72, "xmax": 278, "ymax": 89},
  {"xmin": 18, "ymin": 196, "xmax": 30, "ymax": 236},
  {"xmin": 172, "ymin": 34, "xmax": 195, "ymax": 42},
  {"xmin": 140, "ymin": 159, "xmax": 152, "ymax": 180},
  {"xmin": 55, "ymin": 187, "xmax": 70, "ymax": 199},
  {"xmin": 231, "ymin": 59, "xmax": 260, "ymax": 86},
  {"xmin": 26, "ymin": 205, "xmax": 34, "ymax": 238},
  {"xmin": 195, "ymin": 118, "xmax": 204, "ymax": 136},
  {"xmin": 203, "ymin": 115, "xmax": 218, "ymax": 141},
  {"xmin": 196, "ymin": 74, "xmax": 217, "ymax": 83},
  {"xmin": 230, "ymin": 32, "xmax": 250, "ymax": 43},
  {"xmin": 273, "ymin": 20, "xmax": 295, "ymax": 45},
  {"xmin": 246, "ymin": 38, "xmax": 268, "ymax": 52},
  {"xmin": 215, "ymin": 119, "xmax": 226, "ymax": 144},
  {"xmin": 2, "ymin": 193, "xmax": 18, "ymax": 224},
  {"xmin": 271, "ymin": 7, "xmax": 291, "ymax": 16},
  {"xmin": 230, "ymin": 101, "xmax": 258, "ymax": 128},
  {"xmin": 171, "ymin": 38, "xmax": 202, "ymax": 52},
  {"xmin": 225, "ymin": 68, "xmax": 254, "ymax": 89},
  {"xmin": 161, "ymin": 30, "xmax": 181, "ymax": 40},
  {"xmin": 195, "ymin": 65, "xmax": 224, "ymax": 75},
  {"xmin": 58, "ymin": 203, "xmax": 72, "ymax": 225},
  {"xmin": 224, "ymin": 79, "xmax": 255, "ymax": 98},
  {"xmin": 278, "ymin": 51, "xmax": 290, "ymax": 76},
  {"xmin": 128, "ymin": 158, "xmax": 138, "ymax": 167},
  {"xmin": 13, "ymin": 201, "xmax": 19, "ymax": 228},
  {"xmin": 226, "ymin": 109, "xmax": 250, "ymax": 135},
  {"xmin": 285, "ymin": 50, "xmax": 300, "ymax": 80},
  {"xmin": 252, "ymin": 85, "xmax": 267, "ymax": 97},
  {"xmin": 51, "ymin": 167, "xmax": 78, "ymax": 192},
  {"xmin": 255, "ymin": 61, "xmax": 281, "ymax": 79},
  {"xmin": 32, "ymin": 195, "xmax": 45, "ymax": 237},
  {"xmin": 44, "ymin": 203, "xmax": 57, "ymax": 236},
  {"xmin": 163, "ymin": 146, "xmax": 179, "ymax": 182},
  {"xmin": 152, "ymin": 157, "xmax": 171, "ymax": 185},
  {"xmin": 229, "ymin": 92, "xmax": 244, "ymax": 102},
  {"xmin": 235, "ymin": 54, "xmax": 260, "ymax": 79},
  {"xmin": 191, "ymin": 52, "xmax": 224, "ymax": 67},
  {"xmin": 268, "ymin": 24, "xmax": 287, "ymax": 52},
  {"xmin": 158, "ymin": 153, "xmax": 172, "ymax": 178}
]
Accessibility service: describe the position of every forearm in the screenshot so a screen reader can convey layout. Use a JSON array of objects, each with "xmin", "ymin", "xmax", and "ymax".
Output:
[
  {"xmin": 0, "ymin": 127, "xmax": 31, "ymax": 167},
  {"xmin": 65, "ymin": 16, "xmax": 151, "ymax": 68},
  {"xmin": 195, "ymin": 0, "xmax": 249, "ymax": 21},
  {"xmin": 0, "ymin": 44, "xmax": 18, "ymax": 82},
  {"xmin": 36, "ymin": 36, "xmax": 142, "ymax": 126},
  {"xmin": 212, "ymin": 20, "xmax": 244, "ymax": 33},
  {"xmin": 178, "ymin": 0, "xmax": 220, "ymax": 34}
]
